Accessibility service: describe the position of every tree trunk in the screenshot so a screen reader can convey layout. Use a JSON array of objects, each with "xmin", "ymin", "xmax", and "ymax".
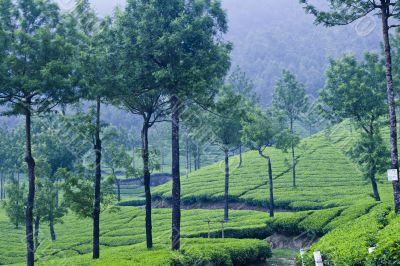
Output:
[
  {"xmin": 132, "ymin": 147, "xmax": 136, "ymax": 170},
  {"xmin": 25, "ymin": 107, "xmax": 36, "ymax": 266},
  {"xmin": 55, "ymin": 189, "xmax": 59, "ymax": 209},
  {"xmin": 116, "ymin": 179, "xmax": 121, "ymax": 202},
  {"xmin": 189, "ymin": 149, "xmax": 192, "ymax": 173},
  {"xmin": 197, "ymin": 144, "xmax": 201, "ymax": 170},
  {"xmin": 34, "ymin": 216, "xmax": 40, "ymax": 251},
  {"xmin": 15, "ymin": 174, "xmax": 19, "ymax": 229},
  {"xmin": 370, "ymin": 172, "xmax": 381, "ymax": 202},
  {"xmin": 290, "ymin": 118, "xmax": 296, "ymax": 188},
  {"xmin": 49, "ymin": 201, "xmax": 56, "ymax": 241},
  {"xmin": 50, "ymin": 219, "xmax": 56, "ymax": 241},
  {"xmin": 193, "ymin": 152, "xmax": 197, "ymax": 171},
  {"xmin": 93, "ymin": 98, "xmax": 102, "ymax": 259},
  {"xmin": 141, "ymin": 121, "xmax": 153, "ymax": 249},
  {"xmin": 197, "ymin": 154, "xmax": 201, "ymax": 169},
  {"xmin": 186, "ymin": 133, "xmax": 189, "ymax": 179},
  {"xmin": 0, "ymin": 173, "xmax": 3, "ymax": 200},
  {"xmin": 267, "ymin": 157, "xmax": 274, "ymax": 218},
  {"xmin": 224, "ymin": 149, "xmax": 230, "ymax": 222},
  {"xmin": 381, "ymin": 5, "xmax": 400, "ymax": 213},
  {"xmin": 171, "ymin": 96, "xmax": 181, "ymax": 251},
  {"xmin": 238, "ymin": 145, "xmax": 243, "ymax": 168}
]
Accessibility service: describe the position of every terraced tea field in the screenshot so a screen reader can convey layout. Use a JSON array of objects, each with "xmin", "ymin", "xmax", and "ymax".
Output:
[{"xmin": 1, "ymin": 121, "xmax": 399, "ymax": 265}]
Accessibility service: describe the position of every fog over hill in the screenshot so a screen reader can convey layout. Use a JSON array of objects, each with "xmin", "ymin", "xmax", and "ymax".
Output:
[
  {"xmin": 77, "ymin": 0, "xmax": 381, "ymax": 104},
  {"xmin": 1, "ymin": 0, "xmax": 381, "ymax": 127}
]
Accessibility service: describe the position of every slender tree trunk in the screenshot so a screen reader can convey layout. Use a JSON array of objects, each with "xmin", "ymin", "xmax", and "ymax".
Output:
[
  {"xmin": 267, "ymin": 157, "xmax": 274, "ymax": 218},
  {"xmin": 55, "ymin": 189, "xmax": 59, "ymax": 209},
  {"xmin": 49, "ymin": 220, "xmax": 56, "ymax": 241},
  {"xmin": 16, "ymin": 174, "xmax": 19, "ymax": 229},
  {"xmin": 186, "ymin": 133, "xmax": 189, "ymax": 179},
  {"xmin": 0, "ymin": 173, "xmax": 3, "ymax": 200},
  {"xmin": 141, "ymin": 121, "xmax": 153, "ymax": 249},
  {"xmin": 49, "ymin": 202, "xmax": 56, "ymax": 241},
  {"xmin": 171, "ymin": 96, "xmax": 181, "ymax": 251},
  {"xmin": 116, "ymin": 179, "xmax": 121, "ymax": 202},
  {"xmin": 132, "ymin": 147, "xmax": 136, "ymax": 169},
  {"xmin": 290, "ymin": 118, "xmax": 296, "ymax": 188},
  {"xmin": 193, "ymin": 154, "xmax": 197, "ymax": 171},
  {"xmin": 25, "ymin": 106, "xmax": 36, "ymax": 266},
  {"xmin": 34, "ymin": 216, "xmax": 40, "ymax": 251},
  {"xmin": 238, "ymin": 145, "xmax": 243, "ymax": 168},
  {"xmin": 224, "ymin": 149, "xmax": 229, "ymax": 222},
  {"xmin": 189, "ymin": 149, "xmax": 192, "ymax": 173},
  {"xmin": 197, "ymin": 145, "xmax": 201, "ymax": 170},
  {"xmin": 370, "ymin": 171, "xmax": 381, "ymax": 202},
  {"xmin": 93, "ymin": 98, "xmax": 102, "ymax": 259},
  {"xmin": 381, "ymin": 5, "xmax": 400, "ymax": 213}
]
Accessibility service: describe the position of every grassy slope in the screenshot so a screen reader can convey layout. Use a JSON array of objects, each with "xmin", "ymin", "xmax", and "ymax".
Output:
[
  {"xmin": 297, "ymin": 122, "xmax": 400, "ymax": 265},
  {"xmin": 1, "ymin": 120, "xmax": 399, "ymax": 265},
  {"xmin": 0, "ymin": 206, "xmax": 274, "ymax": 265},
  {"xmin": 153, "ymin": 120, "xmax": 392, "ymax": 211}
]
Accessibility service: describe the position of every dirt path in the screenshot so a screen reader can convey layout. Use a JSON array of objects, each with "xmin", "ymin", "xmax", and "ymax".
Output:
[{"xmin": 151, "ymin": 200, "xmax": 294, "ymax": 213}]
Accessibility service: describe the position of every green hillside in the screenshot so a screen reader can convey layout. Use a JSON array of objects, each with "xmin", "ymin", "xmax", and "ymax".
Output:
[
  {"xmin": 1, "ymin": 121, "xmax": 400, "ymax": 265},
  {"xmin": 153, "ymin": 120, "xmax": 393, "ymax": 211}
]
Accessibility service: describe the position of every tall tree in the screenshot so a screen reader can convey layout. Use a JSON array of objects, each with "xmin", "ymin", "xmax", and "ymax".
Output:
[
  {"xmin": 228, "ymin": 67, "xmax": 257, "ymax": 167},
  {"xmin": 206, "ymin": 86, "xmax": 243, "ymax": 222},
  {"xmin": 0, "ymin": 1, "xmax": 77, "ymax": 264},
  {"xmin": 122, "ymin": 0, "xmax": 231, "ymax": 250},
  {"xmin": 273, "ymin": 70, "xmax": 308, "ymax": 188},
  {"xmin": 119, "ymin": 94, "xmax": 167, "ymax": 249},
  {"xmin": 73, "ymin": 0, "xmax": 120, "ymax": 258},
  {"xmin": 242, "ymin": 109, "xmax": 293, "ymax": 217},
  {"xmin": 116, "ymin": 6, "xmax": 172, "ymax": 248},
  {"xmin": 300, "ymin": 0, "xmax": 400, "ymax": 213},
  {"xmin": 321, "ymin": 53, "xmax": 389, "ymax": 201}
]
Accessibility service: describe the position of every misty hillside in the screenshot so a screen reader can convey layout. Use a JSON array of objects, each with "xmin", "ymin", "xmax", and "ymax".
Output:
[
  {"xmin": 1, "ymin": 0, "xmax": 381, "ymax": 128},
  {"xmin": 87, "ymin": 0, "xmax": 381, "ymax": 104},
  {"xmin": 222, "ymin": 0, "xmax": 381, "ymax": 104}
]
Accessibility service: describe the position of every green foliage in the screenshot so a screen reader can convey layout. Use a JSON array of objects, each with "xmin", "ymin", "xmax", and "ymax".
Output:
[
  {"xmin": 300, "ymin": 204, "xmax": 393, "ymax": 266},
  {"xmin": 267, "ymin": 211, "xmax": 312, "ymax": 236},
  {"xmin": 299, "ymin": 1, "xmax": 385, "ymax": 27},
  {"xmin": 241, "ymin": 108, "xmax": 280, "ymax": 152},
  {"xmin": 348, "ymin": 131, "xmax": 390, "ymax": 181},
  {"xmin": 273, "ymin": 70, "xmax": 309, "ymax": 124},
  {"xmin": 170, "ymin": 238, "xmax": 271, "ymax": 266},
  {"xmin": 120, "ymin": 0, "xmax": 231, "ymax": 104},
  {"xmin": 208, "ymin": 85, "xmax": 244, "ymax": 151},
  {"xmin": 321, "ymin": 53, "xmax": 386, "ymax": 126},
  {"xmin": 2, "ymin": 179, "xmax": 26, "ymax": 229},
  {"xmin": 321, "ymin": 53, "xmax": 388, "ymax": 200},
  {"xmin": 34, "ymin": 159, "xmax": 68, "ymax": 227},
  {"xmin": 228, "ymin": 66, "xmax": 258, "ymax": 104},
  {"xmin": 59, "ymin": 167, "xmax": 116, "ymax": 219},
  {"xmin": 0, "ymin": 0, "xmax": 77, "ymax": 115}
]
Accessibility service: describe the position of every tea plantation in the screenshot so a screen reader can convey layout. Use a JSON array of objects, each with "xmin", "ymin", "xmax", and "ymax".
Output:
[
  {"xmin": 1, "ymin": 121, "xmax": 400, "ymax": 265},
  {"xmin": 153, "ymin": 120, "xmax": 393, "ymax": 210}
]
